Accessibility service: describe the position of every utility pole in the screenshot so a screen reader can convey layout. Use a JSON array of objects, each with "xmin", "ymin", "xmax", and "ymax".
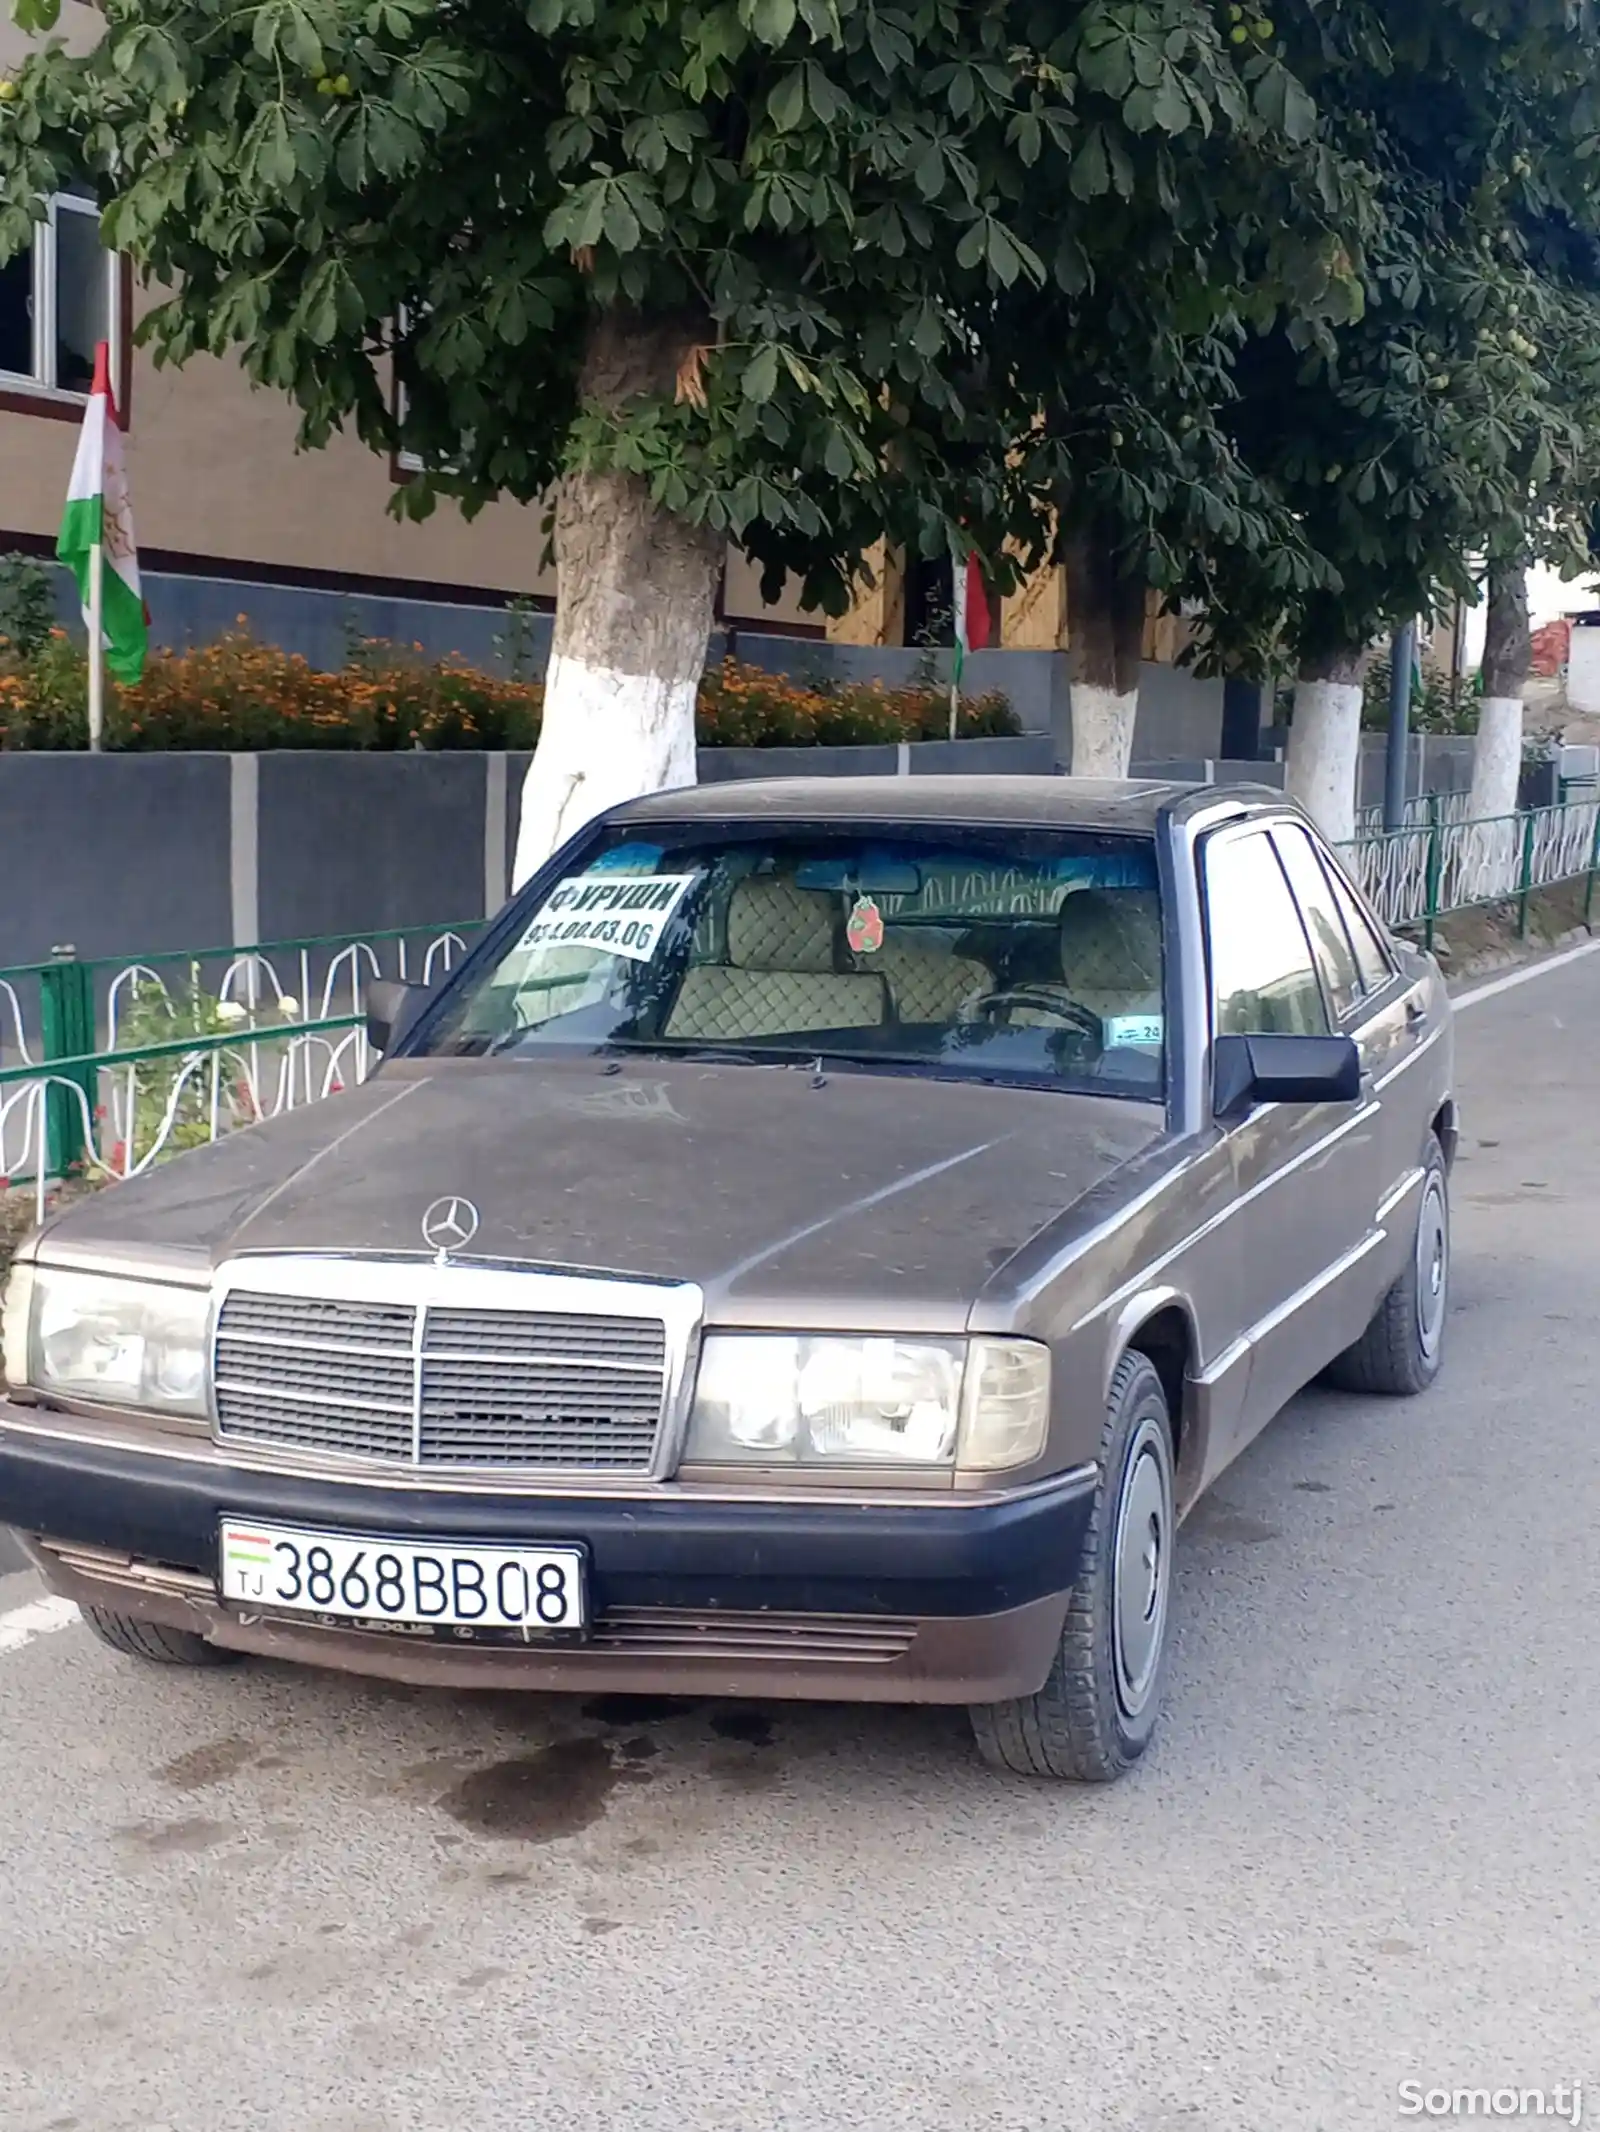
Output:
[{"xmin": 1384, "ymin": 620, "xmax": 1416, "ymax": 832}]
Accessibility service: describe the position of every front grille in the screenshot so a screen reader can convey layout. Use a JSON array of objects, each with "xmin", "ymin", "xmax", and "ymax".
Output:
[
  {"xmin": 214, "ymin": 1291, "xmax": 668, "ymax": 1474},
  {"xmin": 39, "ymin": 1547, "xmax": 920, "ymax": 1666}
]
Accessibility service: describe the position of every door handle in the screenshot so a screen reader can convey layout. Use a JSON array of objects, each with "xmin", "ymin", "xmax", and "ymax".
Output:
[{"xmin": 1405, "ymin": 995, "xmax": 1426, "ymax": 1028}]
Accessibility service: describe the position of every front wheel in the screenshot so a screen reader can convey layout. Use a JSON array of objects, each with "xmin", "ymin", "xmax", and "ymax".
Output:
[
  {"xmin": 1324, "ymin": 1138, "xmax": 1450, "ymax": 1397},
  {"xmin": 83, "ymin": 1606, "xmax": 242, "ymax": 1668},
  {"xmin": 970, "ymin": 1351, "xmax": 1175, "ymax": 1782}
]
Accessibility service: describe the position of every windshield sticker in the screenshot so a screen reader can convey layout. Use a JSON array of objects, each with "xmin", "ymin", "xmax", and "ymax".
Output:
[
  {"xmin": 517, "ymin": 873, "xmax": 697, "ymax": 963},
  {"xmin": 846, "ymin": 894, "xmax": 885, "ymax": 955},
  {"xmin": 588, "ymin": 843, "xmax": 665, "ymax": 873},
  {"xmin": 1103, "ymin": 1013, "xmax": 1164, "ymax": 1049}
]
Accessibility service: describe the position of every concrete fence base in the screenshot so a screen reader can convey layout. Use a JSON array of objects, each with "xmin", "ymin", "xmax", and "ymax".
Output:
[{"xmin": 0, "ymin": 740, "xmax": 1070, "ymax": 973}]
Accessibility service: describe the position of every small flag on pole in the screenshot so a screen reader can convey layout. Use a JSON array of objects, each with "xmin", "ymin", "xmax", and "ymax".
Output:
[
  {"xmin": 57, "ymin": 342, "xmax": 148, "ymax": 705},
  {"xmin": 948, "ymin": 539, "xmax": 992, "ymax": 736}
]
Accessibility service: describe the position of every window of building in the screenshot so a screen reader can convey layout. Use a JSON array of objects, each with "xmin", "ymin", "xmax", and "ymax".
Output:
[
  {"xmin": 0, "ymin": 189, "xmax": 121, "ymax": 405},
  {"xmin": 1204, "ymin": 828, "xmax": 1331, "ymax": 1038}
]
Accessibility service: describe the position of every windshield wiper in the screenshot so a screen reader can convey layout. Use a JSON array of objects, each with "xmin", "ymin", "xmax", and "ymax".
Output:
[{"xmin": 600, "ymin": 1040, "xmax": 818, "ymax": 1068}]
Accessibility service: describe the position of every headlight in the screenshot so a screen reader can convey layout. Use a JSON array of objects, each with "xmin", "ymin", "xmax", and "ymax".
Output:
[
  {"xmin": 685, "ymin": 1334, "xmax": 1049, "ymax": 1472},
  {"xmin": 1, "ymin": 1262, "xmax": 33, "ymax": 1390},
  {"xmin": 25, "ymin": 1268, "xmax": 210, "ymax": 1418}
]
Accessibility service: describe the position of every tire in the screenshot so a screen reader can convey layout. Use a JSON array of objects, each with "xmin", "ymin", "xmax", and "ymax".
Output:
[
  {"xmin": 970, "ymin": 1350, "xmax": 1175, "ymax": 1783},
  {"xmin": 1324, "ymin": 1138, "xmax": 1450, "ymax": 1397},
  {"xmin": 82, "ymin": 1606, "xmax": 242, "ymax": 1668}
]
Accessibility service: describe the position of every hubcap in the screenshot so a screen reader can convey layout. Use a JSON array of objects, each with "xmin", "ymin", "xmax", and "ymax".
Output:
[
  {"xmin": 1415, "ymin": 1173, "xmax": 1450, "ymax": 1363},
  {"xmin": 1112, "ymin": 1415, "xmax": 1173, "ymax": 1721}
]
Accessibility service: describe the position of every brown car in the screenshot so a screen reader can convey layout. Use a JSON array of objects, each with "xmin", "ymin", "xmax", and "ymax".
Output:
[{"xmin": 0, "ymin": 778, "xmax": 1454, "ymax": 1780}]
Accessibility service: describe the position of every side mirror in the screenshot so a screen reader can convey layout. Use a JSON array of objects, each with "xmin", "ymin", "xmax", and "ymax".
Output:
[
  {"xmin": 1213, "ymin": 1032, "xmax": 1361, "ymax": 1119},
  {"xmin": 366, "ymin": 979, "xmax": 433, "ymax": 1057}
]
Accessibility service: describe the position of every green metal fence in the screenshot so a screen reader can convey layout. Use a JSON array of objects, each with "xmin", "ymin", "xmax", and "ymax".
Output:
[
  {"xmin": 0, "ymin": 921, "xmax": 484, "ymax": 1210},
  {"xmin": 1339, "ymin": 795, "xmax": 1600, "ymax": 949}
]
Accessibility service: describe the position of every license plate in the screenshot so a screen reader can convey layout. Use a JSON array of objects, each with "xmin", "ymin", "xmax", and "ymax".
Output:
[{"xmin": 218, "ymin": 1519, "xmax": 587, "ymax": 1635}]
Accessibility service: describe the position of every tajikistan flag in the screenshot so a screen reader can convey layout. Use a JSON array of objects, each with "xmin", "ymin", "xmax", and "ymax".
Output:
[
  {"xmin": 57, "ymin": 341, "xmax": 148, "ymax": 685},
  {"xmin": 950, "ymin": 538, "xmax": 992, "ymax": 689}
]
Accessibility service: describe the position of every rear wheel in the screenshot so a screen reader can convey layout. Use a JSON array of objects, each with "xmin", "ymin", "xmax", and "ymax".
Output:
[
  {"xmin": 1325, "ymin": 1138, "xmax": 1450, "ymax": 1397},
  {"xmin": 82, "ymin": 1606, "xmax": 241, "ymax": 1668},
  {"xmin": 970, "ymin": 1351, "xmax": 1175, "ymax": 1782}
]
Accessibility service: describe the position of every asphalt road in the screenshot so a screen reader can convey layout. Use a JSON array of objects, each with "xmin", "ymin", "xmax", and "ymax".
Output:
[{"xmin": 2, "ymin": 946, "xmax": 1598, "ymax": 2132}]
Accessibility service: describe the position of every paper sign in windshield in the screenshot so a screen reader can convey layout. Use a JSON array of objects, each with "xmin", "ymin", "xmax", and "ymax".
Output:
[{"xmin": 518, "ymin": 873, "xmax": 696, "ymax": 963}]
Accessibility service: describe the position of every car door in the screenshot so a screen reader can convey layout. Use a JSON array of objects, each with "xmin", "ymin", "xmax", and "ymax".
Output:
[
  {"xmin": 1313, "ymin": 833, "xmax": 1441, "ymax": 1217},
  {"xmin": 1199, "ymin": 822, "xmax": 1376, "ymax": 1463},
  {"xmin": 1271, "ymin": 820, "xmax": 1419, "ymax": 1247}
]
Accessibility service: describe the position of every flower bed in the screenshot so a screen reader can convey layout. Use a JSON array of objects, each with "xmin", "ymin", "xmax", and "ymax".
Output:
[{"xmin": 0, "ymin": 628, "xmax": 1017, "ymax": 752}]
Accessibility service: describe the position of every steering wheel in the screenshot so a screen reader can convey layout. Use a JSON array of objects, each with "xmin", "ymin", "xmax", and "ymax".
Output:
[{"xmin": 965, "ymin": 987, "xmax": 1105, "ymax": 1054}]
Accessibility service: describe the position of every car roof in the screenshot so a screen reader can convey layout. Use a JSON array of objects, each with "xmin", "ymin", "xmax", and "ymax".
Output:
[{"xmin": 611, "ymin": 775, "xmax": 1288, "ymax": 835}]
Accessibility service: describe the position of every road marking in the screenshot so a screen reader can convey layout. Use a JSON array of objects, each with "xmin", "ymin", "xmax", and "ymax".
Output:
[
  {"xmin": 0, "ymin": 1596, "xmax": 80, "ymax": 1654},
  {"xmin": 1455, "ymin": 934, "xmax": 1600, "ymax": 1012}
]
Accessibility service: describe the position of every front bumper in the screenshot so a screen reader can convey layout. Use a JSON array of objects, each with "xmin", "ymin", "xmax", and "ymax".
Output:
[{"xmin": 0, "ymin": 1405, "xmax": 1096, "ymax": 1704}]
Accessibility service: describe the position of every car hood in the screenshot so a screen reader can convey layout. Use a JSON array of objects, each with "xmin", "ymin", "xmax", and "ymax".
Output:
[{"xmin": 34, "ymin": 1059, "xmax": 1163, "ymax": 1328}]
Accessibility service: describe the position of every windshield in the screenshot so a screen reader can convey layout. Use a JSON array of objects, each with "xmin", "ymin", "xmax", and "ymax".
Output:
[{"xmin": 416, "ymin": 822, "xmax": 1167, "ymax": 1099}]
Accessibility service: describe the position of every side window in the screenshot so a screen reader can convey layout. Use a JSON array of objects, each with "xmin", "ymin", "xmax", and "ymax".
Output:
[
  {"xmin": 1273, "ymin": 824, "xmax": 1363, "ymax": 1021},
  {"xmin": 1204, "ymin": 830, "xmax": 1330, "ymax": 1038},
  {"xmin": 1320, "ymin": 854, "xmax": 1395, "ymax": 997}
]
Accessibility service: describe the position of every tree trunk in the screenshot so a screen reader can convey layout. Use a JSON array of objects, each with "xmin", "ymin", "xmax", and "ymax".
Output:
[
  {"xmin": 1062, "ymin": 533, "xmax": 1146, "ymax": 777},
  {"xmin": 1471, "ymin": 563, "xmax": 1530, "ymax": 824},
  {"xmin": 1287, "ymin": 644, "xmax": 1368, "ymax": 845},
  {"xmin": 511, "ymin": 309, "xmax": 723, "ymax": 891}
]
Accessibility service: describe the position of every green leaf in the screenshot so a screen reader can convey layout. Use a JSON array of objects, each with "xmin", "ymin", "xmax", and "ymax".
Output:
[
  {"xmin": 768, "ymin": 64, "xmax": 806, "ymax": 131},
  {"xmin": 1069, "ymin": 127, "xmax": 1109, "ymax": 200},
  {"xmin": 866, "ymin": 13, "xmax": 914, "ymax": 74},
  {"xmin": 601, "ymin": 181, "xmax": 640, "ymax": 251},
  {"xmin": 1281, "ymin": 74, "xmax": 1316, "ymax": 145},
  {"xmin": 745, "ymin": 0, "xmax": 797, "ymax": 46},
  {"xmin": 1151, "ymin": 70, "xmax": 1191, "ymax": 136},
  {"xmin": 743, "ymin": 343, "xmax": 780, "ymax": 402},
  {"xmin": 822, "ymin": 425, "xmax": 853, "ymax": 478}
]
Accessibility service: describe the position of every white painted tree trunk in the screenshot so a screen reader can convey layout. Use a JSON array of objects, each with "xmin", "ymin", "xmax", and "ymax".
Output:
[
  {"xmin": 513, "ymin": 651, "xmax": 702, "ymax": 886},
  {"xmin": 511, "ymin": 310, "xmax": 722, "ymax": 893},
  {"xmin": 1286, "ymin": 660, "xmax": 1366, "ymax": 845},
  {"xmin": 1464, "ymin": 697, "xmax": 1525, "ymax": 901},
  {"xmin": 1069, "ymin": 685, "xmax": 1141, "ymax": 777},
  {"xmin": 1465, "ymin": 565, "xmax": 1531, "ymax": 898},
  {"xmin": 1468, "ymin": 696, "xmax": 1525, "ymax": 822}
]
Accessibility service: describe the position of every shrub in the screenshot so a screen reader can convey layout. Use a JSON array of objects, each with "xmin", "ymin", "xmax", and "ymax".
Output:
[
  {"xmin": 0, "ymin": 552, "xmax": 55, "ymax": 661},
  {"xmin": 0, "ymin": 630, "xmax": 1018, "ymax": 753}
]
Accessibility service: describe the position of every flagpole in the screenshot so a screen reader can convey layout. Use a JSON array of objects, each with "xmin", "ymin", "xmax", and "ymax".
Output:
[
  {"xmin": 949, "ymin": 546, "xmax": 962, "ymax": 742},
  {"xmin": 86, "ymin": 536, "xmax": 104, "ymax": 753}
]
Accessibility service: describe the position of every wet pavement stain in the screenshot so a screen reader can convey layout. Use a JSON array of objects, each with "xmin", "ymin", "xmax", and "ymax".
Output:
[
  {"xmin": 1190, "ymin": 1504, "xmax": 1282, "ymax": 1545},
  {"xmin": 582, "ymin": 1694, "xmax": 698, "ymax": 1725},
  {"xmin": 709, "ymin": 1752, "xmax": 784, "ymax": 1793},
  {"xmin": 710, "ymin": 1707, "xmax": 774, "ymax": 1747},
  {"xmin": 1293, "ymin": 1481, "xmax": 1334, "ymax": 1494},
  {"xmin": 619, "ymin": 1735, "xmax": 659, "ymax": 1762},
  {"xmin": 120, "ymin": 1816, "xmax": 236, "ymax": 1855},
  {"xmin": 440, "ymin": 1738, "xmax": 621, "ymax": 1842},
  {"xmin": 156, "ymin": 1738, "xmax": 258, "ymax": 1791}
]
